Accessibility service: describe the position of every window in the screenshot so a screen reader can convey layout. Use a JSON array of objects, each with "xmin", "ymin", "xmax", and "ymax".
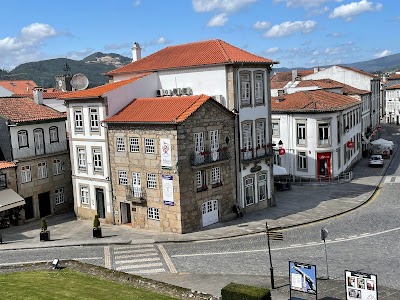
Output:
[
  {"xmin": 272, "ymin": 121, "xmax": 280, "ymax": 137},
  {"xmin": 33, "ymin": 128, "xmax": 44, "ymax": 155},
  {"xmin": 0, "ymin": 174, "xmax": 7, "ymax": 189},
  {"xmin": 77, "ymin": 147, "xmax": 86, "ymax": 171},
  {"xmin": 17, "ymin": 130, "xmax": 28, "ymax": 148},
  {"xmin": 258, "ymin": 173, "xmax": 267, "ymax": 202},
  {"xmin": 297, "ymin": 151, "xmax": 307, "ymax": 170},
  {"xmin": 318, "ymin": 123, "xmax": 330, "ymax": 146},
  {"xmin": 93, "ymin": 148, "xmax": 102, "ymax": 172},
  {"xmin": 49, "ymin": 126, "xmax": 59, "ymax": 143},
  {"xmin": 37, "ymin": 162, "xmax": 47, "ymax": 179},
  {"xmin": 147, "ymin": 207, "xmax": 160, "ymax": 220},
  {"xmin": 244, "ymin": 176, "xmax": 255, "ymax": 206},
  {"xmin": 242, "ymin": 122, "xmax": 253, "ymax": 160},
  {"xmin": 74, "ymin": 108, "xmax": 83, "ymax": 132},
  {"xmin": 131, "ymin": 172, "xmax": 141, "ymax": 197},
  {"xmin": 196, "ymin": 170, "xmax": 207, "ymax": 191},
  {"xmin": 53, "ymin": 159, "xmax": 62, "ymax": 175},
  {"xmin": 254, "ymin": 72, "xmax": 264, "ymax": 105},
  {"xmin": 145, "ymin": 138, "xmax": 155, "ymax": 154},
  {"xmin": 118, "ymin": 171, "xmax": 128, "ymax": 185},
  {"xmin": 129, "ymin": 137, "xmax": 140, "ymax": 152},
  {"xmin": 89, "ymin": 108, "xmax": 99, "ymax": 132},
  {"xmin": 55, "ymin": 187, "xmax": 64, "ymax": 205},
  {"xmin": 211, "ymin": 167, "xmax": 221, "ymax": 186},
  {"xmin": 80, "ymin": 186, "xmax": 89, "ymax": 205},
  {"xmin": 116, "ymin": 137, "xmax": 125, "ymax": 152},
  {"xmin": 240, "ymin": 72, "xmax": 251, "ymax": 106},
  {"xmin": 256, "ymin": 119, "xmax": 266, "ymax": 148},
  {"xmin": 194, "ymin": 132, "xmax": 204, "ymax": 155},
  {"xmin": 21, "ymin": 165, "xmax": 32, "ymax": 183},
  {"xmin": 297, "ymin": 123, "xmax": 306, "ymax": 146},
  {"xmin": 147, "ymin": 173, "xmax": 157, "ymax": 189},
  {"xmin": 209, "ymin": 130, "xmax": 219, "ymax": 161}
]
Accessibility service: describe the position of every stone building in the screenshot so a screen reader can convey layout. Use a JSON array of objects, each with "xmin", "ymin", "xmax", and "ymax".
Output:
[{"xmin": 104, "ymin": 95, "xmax": 236, "ymax": 233}]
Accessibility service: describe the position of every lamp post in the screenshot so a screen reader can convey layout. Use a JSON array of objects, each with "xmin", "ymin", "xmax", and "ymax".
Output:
[{"xmin": 266, "ymin": 221, "xmax": 275, "ymax": 289}]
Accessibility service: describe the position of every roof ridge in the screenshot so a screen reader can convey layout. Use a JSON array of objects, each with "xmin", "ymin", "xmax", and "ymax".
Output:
[
  {"xmin": 174, "ymin": 94, "xmax": 208, "ymax": 122},
  {"xmin": 215, "ymin": 39, "xmax": 231, "ymax": 62}
]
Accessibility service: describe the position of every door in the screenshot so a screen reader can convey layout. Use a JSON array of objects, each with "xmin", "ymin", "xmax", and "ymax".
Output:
[
  {"xmin": 131, "ymin": 172, "xmax": 141, "ymax": 198},
  {"xmin": 120, "ymin": 202, "xmax": 131, "ymax": 224},
  {"xmin": 194, "ymin": 132, "xmax": 204, "ymax": 164},
  {"xmin": 317, "ymin": 152, "xmax": 331, "ymax": 180},
  {"xmin": 24, "ymin": 196, "xmax": 34, "ymax": 220},
  {"xmin": 38, "ymin": 192, "xmax": 51, "ymax": 218},
  {"xmin": 96, "ymin": 188, "xmax": 105, "ymax": 219},
  {"xmin": 34, "ymin": 129, "xmax": 45, "ymax": 155},
  {"xmin": 202, "ymin": 200, "xmax": 219, "ymax": 227}
]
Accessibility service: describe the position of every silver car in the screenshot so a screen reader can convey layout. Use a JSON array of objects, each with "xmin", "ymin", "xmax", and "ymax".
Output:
[{"xmin": 369, "ymin": 154, "xmax": 384, "ymax": 167}]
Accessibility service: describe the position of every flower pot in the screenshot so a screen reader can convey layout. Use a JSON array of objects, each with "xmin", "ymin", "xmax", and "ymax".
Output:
[
  {"xmin": 93, "ymin": 227, "xmax": 102, "ymax": 238},
  {"xmin": 40, "ymin": 230, "xmax": 50, "ymax": 241}
]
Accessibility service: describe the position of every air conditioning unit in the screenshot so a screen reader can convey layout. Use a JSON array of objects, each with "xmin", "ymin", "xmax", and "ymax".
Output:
[
  {"xmin": 181, "ymin": 87, "xmax": 193, "ymax": 95},
  {"xmin": 173, "ymin": 88, "xmax": 182, "ymax": 96},
  {"xmin": 156, "ymin": 89, "xmax": 164, "ymax": 97},
  {"xmin": 163, "ymin": 89, "xmax": 172, "ymax": 96}
]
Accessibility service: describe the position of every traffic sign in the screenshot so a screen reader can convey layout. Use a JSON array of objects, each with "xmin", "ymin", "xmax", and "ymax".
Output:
[
  {"xmin": 267, "ymin": 231, "xmax": 283, "ymax": 240},
  {"xmin": 321, "ymin": 228, "xmax": 329, "ymax": 240},
  {"xmin": 279, "ymin": 148, "xmax": 286, "ymax": 155}
]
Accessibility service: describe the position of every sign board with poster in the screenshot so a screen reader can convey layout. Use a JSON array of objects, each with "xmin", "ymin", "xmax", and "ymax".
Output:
[
  {"xmin": 289, "ymin": 261, "xmax": 317, "ymax": 299},
  {"xmin": 162, "ymin": 175, "xmax": 174, "ymax": 206},
  {"xmin": 160, "ymin": 138, "xmax": 172, "ymax": 168},
  {"xmin": 345, "ymin": 270, "xmax": 377, "ymax": 300}
]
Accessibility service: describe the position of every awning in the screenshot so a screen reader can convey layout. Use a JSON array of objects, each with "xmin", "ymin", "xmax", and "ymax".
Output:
[
  {"xmin": 273, "ymin": 164, "xmax": 288, "ymax": 176},
  {"xmin": 0, "ymin": 189, "xmax": 26, "ymax": 212},
  {"xmin": 370, "ymin": 138, "xmax": 394, "ymax": 149}
]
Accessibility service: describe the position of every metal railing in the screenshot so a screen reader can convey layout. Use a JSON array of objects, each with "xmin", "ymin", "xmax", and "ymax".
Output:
[
  {"xmin": 13, "ymin": 141, "xmax": 68, "ymax": 159},
  {"xmin": 279, "ymin": 171, "xmax": 353, "ymax": 185},
  {"xmin": 190, "ymin": 147, "xmax": 230, "ymax": 166},
  {"xmin": 125, "ymin": 186, "xmax": 146, "ymax": 204},
  {"xmin": 240, "ymin": 147, "xmax": 274, "ymax": 163}
]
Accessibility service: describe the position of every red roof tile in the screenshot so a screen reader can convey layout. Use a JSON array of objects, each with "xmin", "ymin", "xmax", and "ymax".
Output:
[
  {"xmin": 271, "ymin": 70, "xmax": 313, "ymax": 89},
  {"xmin": 59, "ymin": 74, "xmax": 151, "ymax": 100},
  {"xmin": 271, "ymin": 90, "xmax": 360, "ymax": 113},
  {"xmin": 108, "ymin": 39, "xmax": 276, "ymax": 75},
  {"xmin": 0, "ymin": 97, "xmax": 66, "ymax": 123},
  {"xmin": 388, "ymin": 74, "xmax": 400, "ymax": 80},
  {"xmin": 0, "ymin": 161, "xmax": 16, "ymax": 169},
  {"xmin": 13, "ymin": 91, "xmax": 69, "ymax": 99},
  {"xmin": 298, "ymin": 79, "xmax": 370, "ymax": 95},
  {"xmin": 104, "ymin": 94, "xmax": 217, "ymax": 124},
  {"xmin": 386, "ymin": 84, "xmax": 400, "ymax": 90},
  {"xmin": 0, "ymin": 80, "xmax": 37, "ymax": 94}
]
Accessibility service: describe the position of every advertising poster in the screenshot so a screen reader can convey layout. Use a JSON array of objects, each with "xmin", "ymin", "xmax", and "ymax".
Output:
[
  {"xmin": 162, "ymin": 175, "xmax": 174, "ymax": 206},
  {"xmin": 160, "ymin": 138, "xmax": 172, "ymax": 168},
  {"xmin": 289, "ymin": 261, "xmax": 317, "ymax": 295},
  {"xmin": 345, "ymin": 270, "xmax": 377, "ymax": 300}
]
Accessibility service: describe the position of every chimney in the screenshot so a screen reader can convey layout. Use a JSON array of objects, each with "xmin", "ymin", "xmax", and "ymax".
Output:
[
  {"xmin": 33, "ymin": 87, "xmax": 43, "ymax": 105},
  {"xmin": 292, "ymin": 69, "xmax": 298, "ymax": 81},
  {"xmin": 132, "ymin": 42, "xmax": 142, "ymax": 62},
  {"xmin": 314, "ymin": 67, "xmax": 319, "ymax": 73}
]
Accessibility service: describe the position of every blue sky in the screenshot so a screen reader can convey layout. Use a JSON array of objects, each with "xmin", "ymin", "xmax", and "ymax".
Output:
[{"xmin": 0, "ymin": 0, "xmax": 398, "ymax": 71}]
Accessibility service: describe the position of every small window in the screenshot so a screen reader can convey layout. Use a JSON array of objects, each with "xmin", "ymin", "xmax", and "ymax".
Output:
[
  {"xmin": 49, "ymin": 126, "xmax": 59, "ymax": 143},
  {"xmin": 37, "ymin": 162, "xmax": 48, "ymax": 179},
  {"xmin": 80, "ymin": 186, "xmax": 89, "ymax": 205},
  {"xmin": 18, "ymin": 130, "xmax": 29, "ymax": 148},
  {"xmin": 93, "ymin": 148, "xmax": 102, "ymax": 172},
  {"xmin": 55, "ymin": 187, "xmax": 64, "ymax": 205},
  {"xmin": 147, "ymin": 173, "xmax": 157, "ymax": 189},
  {"xmin": 129, "ymin": 137, "xmax": 140, "ymax": 153},
  {"xmin": 196, "ymin": 170, "xmax": 207, "ymax": 192},
  {"xmin": 0, "ymin": 174, "xmax": 7, "ymax": 189},
  {"xmin": 297, "ymin": 151, "xmax": 307, "ymax": 170},
  {"xmin": 254, "ymin": 72, "xmax": 264, "ymax": 105},
  {"xmin": 318, "ymin": 123, "xmax": 330, "ymax": 146},
  {"xmin": 145, "ymin": 138, "xmax": 155, "ymax": 154},
  {"xmin": 147, "ymin": 207, "xmax": 160, "ymax": 220},
  {"xmin": 211, "ymin": 167, "xmax": 221, "ymax": 185},
  {"xmin": 258, "ymin": 173, "xmax": 267, "ymax": 202},
  {"xmin": 240, "ymin": 72, "xmax": 251, "ymax": 106},
  {"xmin": 77, "ymin": 147, "xmax": 86, "ymax": 171},
  {"xmin": 118, "ymin": 171, "xmax": 128, "ymax": 185},
  {"xmin": 74, "ymin": 109, "xmax": 84, "ymax": 133},
  {"xmin": 116, "ymin": 137, "xmax": 125, "ymax": 152},
  {"xmin": 53, "ymin": 159, "xmax": 62, "ymax": 175},
  {"xmin": 21, "ymin": 165, "xmax": 32, "ymax": 183},
  {"xmin": 272, "ymin": 121, "xmax": 280, "ymax": 137},
  {"xmin": 297, "ymin": 123, "xmax": 306, "ymax": 146},
  {"xmin": 244, "ymin": 176, "xmax": 255, "ymax": 206},
  {"xmin": 89, "ymin": 107, "xmax": 99, "ymax": 132}
]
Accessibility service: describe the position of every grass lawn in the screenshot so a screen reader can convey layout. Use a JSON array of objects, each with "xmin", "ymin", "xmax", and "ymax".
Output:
[{"xmin": 0, "ymin": 269, "xmax": 179, "ymax": 300}]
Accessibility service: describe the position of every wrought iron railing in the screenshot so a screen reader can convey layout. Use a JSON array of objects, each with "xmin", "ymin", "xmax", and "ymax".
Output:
[
  {"xmin": 240, "ymin": 146, "xmax": 274, "ymax": 163},
  {"xmin": 190, "ymin": 147, "xmax": 230, "ymax": 166},
  {"xmin": 125, "ymin": 186, "xmax": 146, "ymax": 204}
]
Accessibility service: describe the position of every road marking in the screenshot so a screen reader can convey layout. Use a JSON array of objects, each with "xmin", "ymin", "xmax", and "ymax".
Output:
[
  {"xmin": 116, "ymin": 257, "xmax": 160, "ymax": 264},
  {"xmin": 115, "ymin": 253, "xmax": 158, "ymax": 259},
  {"xmin": 113, "ymin": 248, "xmax": 155, "ymax": 254},
  {"xmin": 158, "ymin": 244, "xmax": 177, "ymax": 274},
  {"xmin": 116, "ymin": 262, "xmax": 164, "ymax": 270},
  {"xmin": 104, "ymin": 246, "xmax": 111, "ymax": 269}
]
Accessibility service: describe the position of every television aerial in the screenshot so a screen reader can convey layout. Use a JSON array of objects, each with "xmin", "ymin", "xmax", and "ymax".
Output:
[{"xmin": 70, "ymin": 73, "xmax": 89, "ymax": 90}]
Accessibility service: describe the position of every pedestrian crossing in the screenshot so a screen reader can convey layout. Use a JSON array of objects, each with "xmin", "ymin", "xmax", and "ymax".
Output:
[
  {"xmin": 111, "ymin": 244, "xmax": 167, "ymax": 275},
  {"xmin": 383, "ymin": 176, "xmax": 400, "ymax": 184}
]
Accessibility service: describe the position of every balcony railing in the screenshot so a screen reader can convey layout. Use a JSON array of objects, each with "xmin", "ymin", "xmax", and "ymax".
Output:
[
  {"xmin": 240, "ymin": 146, "xmax": 274, "ymax": 163},
  {"xmin": 13, "ymin": 141, "xmax": 68, "ymax": 160},
  {"xmin": 190, "ymin": 147, "xmax": 230, "ymax": 166},
  {"xmin": 125, "ymin": 186, "xmax": 146, "ymax": 204}
]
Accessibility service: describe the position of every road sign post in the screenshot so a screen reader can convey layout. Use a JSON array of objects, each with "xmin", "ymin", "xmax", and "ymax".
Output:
[
  {"xmin": 321, "ymin": 228, "xmax": 329, "ymax": 279},
  {"xmin": 266, "ymin": 222, "xmax": 275, "ymax": 289}
]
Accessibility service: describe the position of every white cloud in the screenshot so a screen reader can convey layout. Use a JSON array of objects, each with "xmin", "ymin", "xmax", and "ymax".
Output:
[
  {"xmin": 325, "ymin": 47, "xmax": 345, "ymax": 54},
  {"xmin": 264, "ymin": 47, "xmax": 280, "ymax": 54},
  {"xmin": 264, "ymin": 20, "xmax": 317, "ymax": 38},
  {"xmin": 274, "ymin": 0, "xmax": 328, "ymax": 9},
  {"xmin": 329, "ymin": 0, "xmax": 382, "ymax": 21},
  {"xmin": 133, "ymin": 0, "xmax": 141, "ymax": 6},
  {"xmin": 374, "ymin": 50, "xmax": 392, "ymax": 58},
  {"xmin": 253, "ymin": 21, "xmax": 271, "ymax": 29},
  {"xmin": 193, "ymin": 0, "xmax": 256, "ymax": 12},
  {"xmin": 313, "ymin": 50, "xmax": 319, "ymax": 55},
  {"xmin": 207, "ymin": 13, "xmax": 228, "ymax": 27},
  {"xmin": 66, "ymin": 49, "xmax": 94, "ymax": 61},
  {"xmin": 155, "ymin": 37, "xmax": 168, "ymax": 44}
]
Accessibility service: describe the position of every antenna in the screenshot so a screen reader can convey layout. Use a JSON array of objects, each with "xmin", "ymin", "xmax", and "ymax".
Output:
[{"xmin": 70, "ymin": 73, "xmax": 89, "ymax": 91}]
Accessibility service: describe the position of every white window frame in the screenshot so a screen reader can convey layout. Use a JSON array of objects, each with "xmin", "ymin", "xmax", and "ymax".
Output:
[
  {"xmin": 254, "ymin": 72, "xmax": 264, "ymax": 105},
  {"xmin": 17, "ymin": 130, "xmax": 28, "ymax": 148},
  {"xmin": 240, "ymin": 72, "xmax": 251, "ymax": 106},
  {"xmin": 53, "ymin": 159, "xmax": 62, "ymax": 175},
  {"xmin": 297, "ymin": 151, "xmax": 307, "ymax": 170},
  {"xmin": 145, "ymin": 138, "xmax": 155, "ymax": 154},
  {"xmin": 116, "ymin": 137, "xmax": 125, "ymax": 152},
  {"xmin": 209, "ymin": 130, "xmax": 219, "ymax": 161},
  {"xmin": 21, "ymin": 165, "xmax": 32, "ymax": 183},
  {"xmin": 37, "ymin": 161, "xmax": 48, "ymax": 179},
  {"xmin": 244, "ymin": 176, "xmax": 255, "ymax": 206},
  {"xmin": 258, "ymin": 173, "xmax": 267, "ymax": 202},
  {"xmin": 196, "ymin": 170, "xmax": 207, "ymax": 191},
  {"xmin": 80, "ymin": 186, "xmax": 89, "ymax": 205},
  {"xmin": 256, "ymin": 119, "xmax": 266, "ymax": 148},
  {"xmin": 211, "ymin": 167, "xmax": 221, "ymax": 185},
  {"xmin": 318, "ymin": 122, "xmax": 331, "ymax": 146},
  {"xmin": 131, "ymin": 172, "xmax": 142, "ymax": 197},
  {"xmin": 74, "ymin": 108, "xmax": 84, "ymax": 133},
  {"xmin": 297, "ymin": 123, "xmax": 306, "ymax": 146},
  {"xmin": 92, "ymin": 148, "xmax": 102, "ymax": 172},
  {"xmin": 77, "ymin": 147, "xmax": 86, "ymax": 171},
  {"xmin": 89, "ymin": 107, "xmax": 99, "ymax": 132},
  {"xmin": 55, "ymin": 187, "xmax": 64, "ymax": 205},
  {"xmin": 129, "ymin": 137, "xmax": 140, "ymax": 153},
  {"xmin": 49, "ymin": 126, "xmax": 59, "ymax": 143},
  {"xmin": 147, "ymin": 173, "xmax": 157, "ymax": 189},
  {"xmin": 147, "ymin": 207, "xmax": 160, "ymax": 220},
  {"xmin": 272, "ymin": 121, "xmax": 280, "ymax": 137},
  {"xmin": 118, "ymin": 170, "xmax": 128, "ymax": 185}
]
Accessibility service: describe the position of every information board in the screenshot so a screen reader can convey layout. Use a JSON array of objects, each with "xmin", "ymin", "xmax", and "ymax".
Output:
[
  {"xmin": 345, "ymin": 270, "xmax": 377, "ymax": 300},
  {"xmin": 289, "ymin": 261, "xmax": 317, "ymax": 295}
]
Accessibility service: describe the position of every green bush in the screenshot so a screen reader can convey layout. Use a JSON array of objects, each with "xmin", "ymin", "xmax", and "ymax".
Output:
[
  {"xmin": 93, "ymin": 215, "xmax": 100, "ymax": 229},
  {"xmin": 40, "ymin": 218, "xmax": 47, "ymax": 232},
  {"xmin": 221, "ymin": 282, "xmax": 271, "ymax": 300}
]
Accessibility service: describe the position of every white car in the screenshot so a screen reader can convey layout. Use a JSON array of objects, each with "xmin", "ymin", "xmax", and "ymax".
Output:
[{"xmin": 369, "ymin": 154, "xmax": 384, "ymax": 167}]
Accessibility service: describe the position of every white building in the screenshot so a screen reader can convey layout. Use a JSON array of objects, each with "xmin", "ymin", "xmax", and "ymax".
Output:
[
  {"xmin": 271, "ymin": 90, "xmax": 362, "ymax": 179},
  {"xmin": 385, "ymin": 84, "xmax": 400, "ymax": 124}
]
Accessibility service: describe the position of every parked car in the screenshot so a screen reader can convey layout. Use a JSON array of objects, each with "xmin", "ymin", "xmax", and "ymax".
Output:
[{"xmin": 369, "ymin": 154, "xmax": 384, "ymax": 167}]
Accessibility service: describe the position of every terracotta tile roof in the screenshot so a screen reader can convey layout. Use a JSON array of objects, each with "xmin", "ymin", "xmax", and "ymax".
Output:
[
  {"xmin": 298, "ymin": 79, "xmax": 370, "ymax": 95},
  {"xmin": 104, "ymin": 94, "xmax": 218, "ymax": 124},
  {"xmin": 108, "ymin": 39, "xmax": 276, "ymax": 75},
  {"xmin": 0, "ymin": 80, "xmax": 37, "ymax": 94},
  {"xmin": 387, "ymin": 74, "xmax": 400, "ymax": 80},
  {"xmin": 271, "ymin": 70, "xmax": 313, "ymax": 89},
  {"xmin": 386, "ymin": 84, "xmax": 400, "ymax": 90},
  {"xmin": 338, "ymin": 66, "xmax": 379, "ymax": 79},
  {"xmin": 271, "ymin": 90, "xmax": 360, "ymax": 113},
  {"xmin": 0, "ymin": 97, "xmax": 66, "ymax": 123},
  {"xmin": 59, "ymin": 74, "xmax": 151, "ymax": 100},
  {"xmin": 0, "ymin": 161, "xmax": 16, "ymax": 169},
  {"xmin": 13, "ymin": 91, "xmax": 69, "ymax": 99}
]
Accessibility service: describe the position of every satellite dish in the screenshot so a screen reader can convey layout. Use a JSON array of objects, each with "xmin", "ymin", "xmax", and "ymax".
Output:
[{"xmin": 70, "ymin": 73, "xmax": 89, "ymax": 90}]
